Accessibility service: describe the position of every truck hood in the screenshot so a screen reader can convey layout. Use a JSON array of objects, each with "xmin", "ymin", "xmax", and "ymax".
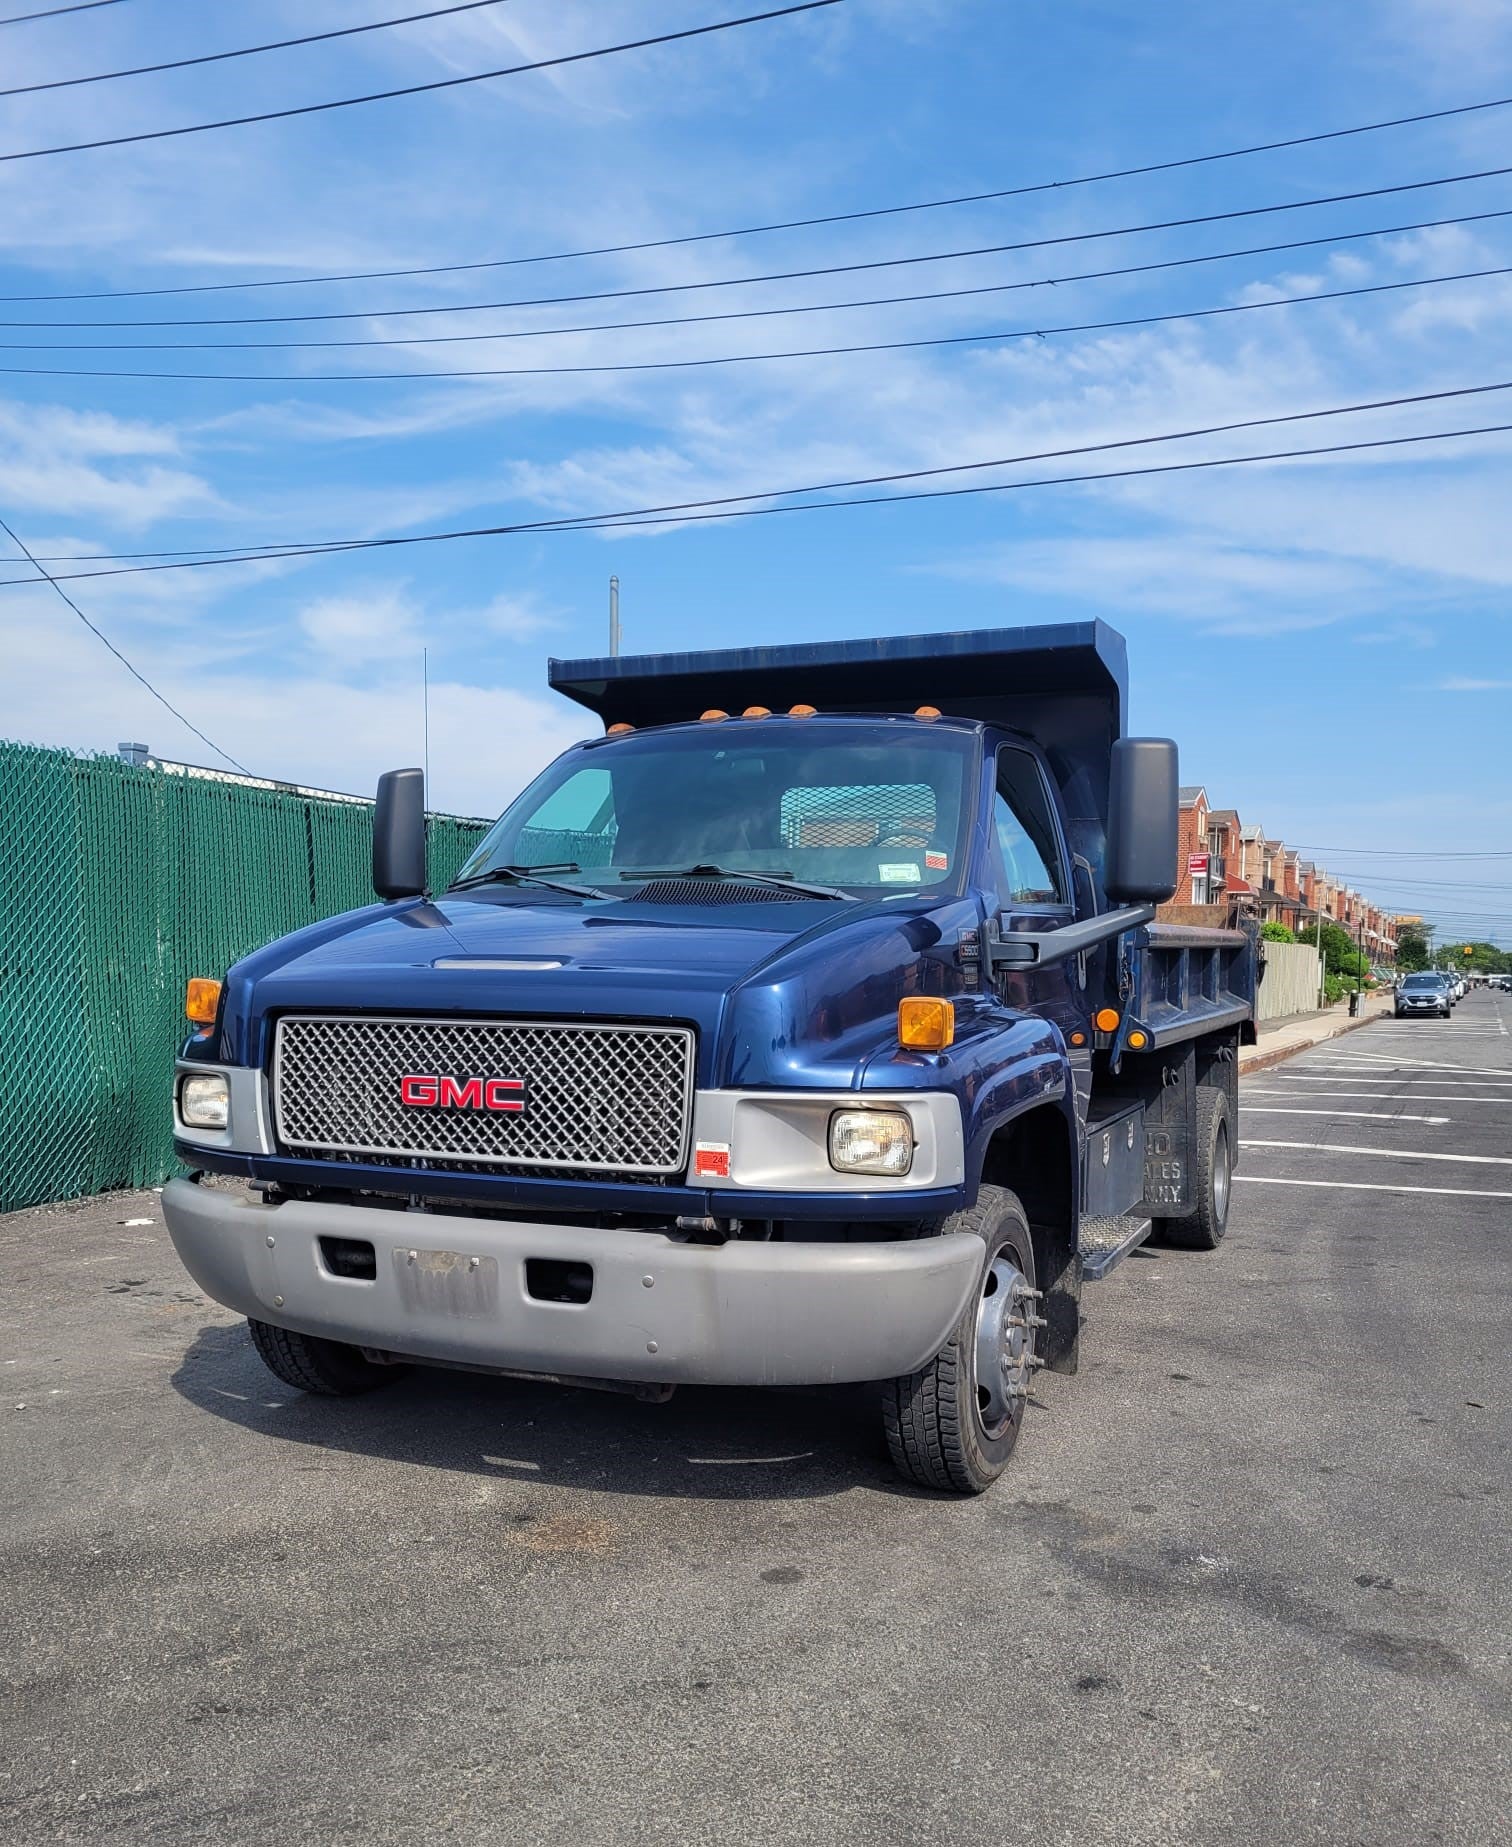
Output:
[{"xmin": 223, "ymin": 890, "xmax": 975, "ymax": 1088}]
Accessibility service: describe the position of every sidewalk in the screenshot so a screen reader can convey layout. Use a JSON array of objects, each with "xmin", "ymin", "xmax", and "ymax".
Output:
[{"xmin": 1239, "ymin": 989, "xmax": 1395, "ymax": 1074}]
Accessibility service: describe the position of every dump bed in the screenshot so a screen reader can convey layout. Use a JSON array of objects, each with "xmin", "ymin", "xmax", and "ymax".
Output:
[
  {"xmin": 1133, "ymin": 922, "xmax": 1258, "ymax": 1050},
  {"xmin": 550, "ymin": 620, "xmax": 1131, "ymax": 852}
]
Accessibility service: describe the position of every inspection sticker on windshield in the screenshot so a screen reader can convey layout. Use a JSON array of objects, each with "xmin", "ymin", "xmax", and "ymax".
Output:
[
  {"xmin": 925, "ymin": 851, "xmax": 948, "ymax": 871},
  {"xmin": 694, "ymin": 1141, "xmax": 731, "ymax": 1179},
  {"xmin": 880, "ymin": 863, "xmax": 921, "ymax": 883}
]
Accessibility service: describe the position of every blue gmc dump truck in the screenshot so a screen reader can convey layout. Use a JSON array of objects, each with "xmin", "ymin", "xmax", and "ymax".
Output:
[{"xmin": 164, "ymin": 622, "xmax": 1257, "ymax": 1493}]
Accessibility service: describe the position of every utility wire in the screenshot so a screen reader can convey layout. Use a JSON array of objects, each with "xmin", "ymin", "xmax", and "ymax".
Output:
[
  {"xmin": 18, "ymin": 376, "xmax": 1512, "ymax": 563},
  {"xmin": 3, "ymin": 423, "xmax": 1510, "ymax": 588},
  {"xmin": 6, "ymin": 205, "xmax": 1509, "ymax": 356},
  {"xmin": 0, "ymin": 514, "xmax": 251, "ymax": 772},
  {"xmin": 0, "ymin": 264, "xmax": 1500, "ymax": 384},
  {"xmin": 0, "ymin": 2, "xmax": 516, "ymax": 98},
  {"xmin": 6, "ymin": 90, "xmax": 1511, "ymax": 302},
  {"xmin": 3, "ymin": 379, "xmax": 1510, "ymax": 581},
  {"xmin": 1294, "ymin": 845, "xmax": 1512, "ymax": 858},
  {"xmin": 6, "ymin": 164, "xmax": 1509, "ymax": 330},
  {"xmin": 0, "ymin": 1, "xmax": 845, "ymax": 162},
  {"xmin": 0, "ymin": 0, "xmax": 127, "ymax": 23}
]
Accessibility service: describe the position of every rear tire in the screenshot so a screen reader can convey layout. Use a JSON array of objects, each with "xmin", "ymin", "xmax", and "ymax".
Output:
[
  {"xmin": 248, "ymin": 1319, "xmax": 403, "ymax": 1396},
  {"xmin": 883, "ymin": 1186, "xmax": 1039, "ymax": 1495},
  {"xmin": 1161, "ymin": 1087, "xmax": 1232, "ymax": 1252}
]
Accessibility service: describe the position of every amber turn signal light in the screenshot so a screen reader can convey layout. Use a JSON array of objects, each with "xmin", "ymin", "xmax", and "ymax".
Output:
[
  {"xmin": 1127, "ymin": 1029, "xmax": 1149, "ymax": 1049},
  {"xmin": 1093, "ymin": 1007, "xmax": 1121, "ymax": 1033},
  {"xmin": 899, "ymin": 996, "xmax": 955, "ymax": 1050},
  {"xmin": 185, "ymin": 977, "xmax": 222, "ymax": 1024}
]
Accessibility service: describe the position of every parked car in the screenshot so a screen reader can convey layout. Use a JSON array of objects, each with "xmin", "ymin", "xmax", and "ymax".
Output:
[{"xmin": 1395, "ymin": 972, "xmax": 1452, "ymax": 1018}]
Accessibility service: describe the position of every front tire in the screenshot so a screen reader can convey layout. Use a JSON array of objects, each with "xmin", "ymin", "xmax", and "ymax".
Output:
[
  {"xmin": 248, "ymin": 1319, "xmax": 403, "ymax": 1396},
  {"xmin": 883, "ymin": 1186, "xmax": 1039, "ymax": 1495},
  {"xmin": 1161, "ymin": 1086, "xmax": 1232, "ymax": 1251}
]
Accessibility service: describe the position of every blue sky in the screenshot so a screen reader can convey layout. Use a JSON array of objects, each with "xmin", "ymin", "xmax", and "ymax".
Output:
[{"xmin": 2, "ymin": 0, "xmax": 1510, "ymax": 942}]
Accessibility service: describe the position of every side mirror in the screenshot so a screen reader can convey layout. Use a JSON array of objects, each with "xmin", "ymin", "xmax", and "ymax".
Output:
[
  {"xmin": 373, "ymin": 767, "xmax": 427, "ymax": 900},
  {"xmin": 1106, "ymin": 737, "xmax": 1179, "ymax": 904}
]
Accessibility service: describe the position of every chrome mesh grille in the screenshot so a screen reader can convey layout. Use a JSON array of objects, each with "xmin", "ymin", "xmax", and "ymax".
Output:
[{"xmin": 271, "ymin": 1015, "xmax": 694, "ymax": 1175}]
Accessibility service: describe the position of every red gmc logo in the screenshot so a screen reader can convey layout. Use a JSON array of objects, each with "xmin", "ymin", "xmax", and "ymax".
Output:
[{"xmin": 400, "ymin": 1074, "xmax": 525, "ymax": 1113}]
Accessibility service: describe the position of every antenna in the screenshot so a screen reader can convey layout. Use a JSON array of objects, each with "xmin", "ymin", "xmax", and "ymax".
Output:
[
  {"xmin": 422, "ymin": 646, "xmax": 431, "ymax": 795},
  {"xmin": 609, "ymin": 575, "xmax": 621, "ymax": 656}
]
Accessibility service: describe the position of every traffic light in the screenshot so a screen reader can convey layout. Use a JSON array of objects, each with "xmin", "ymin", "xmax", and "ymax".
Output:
[{"xmin": 1464, "ymin": 945, "xmax": 1474, "ymax": 957}]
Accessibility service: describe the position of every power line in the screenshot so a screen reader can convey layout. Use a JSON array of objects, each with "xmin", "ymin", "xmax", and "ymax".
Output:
[
  {"xmin": 1293, "ymin": 845, "xmax": 1512, "ymax": 858},
  {"xmin": 3, "ymin": 380, "xmax": 1510, "ymax": 582},
  {"xmin": 0, "ymin": 1, "xmax": 845, "ymax": 163},
  {"xmin": 7, "ymin": 205, "xmax": 1510, "ymax": 354},
  {"xmin": 0, "ymin": 263, "xmax": 1500, "ymax": 385},
  {"xmin": 0, "ymin": 514, "xmax": 251, "ymax": 772},
  {"xmin": 0, "ymin": 2, "xmax": 515, "ymax": 100},
  {"xmin": 6, "ymin": 164, "xmax": 1509, "ymax": 330},
  {"xmin": 0, "ymin": 0, "xmax": 128, "ymax": 23},
  {"xmin": 6, "ymin": 91, "xmax": 1511, "ymax": 303}
]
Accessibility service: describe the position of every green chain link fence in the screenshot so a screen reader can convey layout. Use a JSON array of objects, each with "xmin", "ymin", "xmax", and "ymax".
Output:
[{"xmin": 0, "ymin": 741, "xmax": 489, "ymax": 1213}]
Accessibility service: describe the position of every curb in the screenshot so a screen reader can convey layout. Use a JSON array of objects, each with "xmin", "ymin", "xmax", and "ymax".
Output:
[{"xmin": 1238, "ymin": 1006, "xmax": 1391, "ymax": 1076}]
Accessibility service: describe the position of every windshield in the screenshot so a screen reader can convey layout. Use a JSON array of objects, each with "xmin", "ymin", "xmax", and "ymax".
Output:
[
  {"xmin": 1401, "ymin": 974, "xmax": 1443, "ymax": 989},
  {"xmin": 455, "ymin": 720, "xmax": 977, "ymax": 897}
]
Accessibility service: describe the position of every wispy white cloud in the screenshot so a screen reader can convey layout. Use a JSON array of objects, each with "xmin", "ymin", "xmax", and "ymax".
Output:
[{"xmin": 1438, "ymin": 675, "xmax": 1512, "ymax": 691}]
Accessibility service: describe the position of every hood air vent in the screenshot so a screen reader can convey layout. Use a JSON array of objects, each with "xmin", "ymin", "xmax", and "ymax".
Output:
[{"xmin": 628, "ymin": 878, "xmax": 811, "ymax": 905}]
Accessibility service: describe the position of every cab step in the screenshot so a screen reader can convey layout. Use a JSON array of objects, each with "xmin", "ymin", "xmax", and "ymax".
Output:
[{"xmin": 1078, "ymin": 1213, "xmax": 1154, "ymax": 1282}]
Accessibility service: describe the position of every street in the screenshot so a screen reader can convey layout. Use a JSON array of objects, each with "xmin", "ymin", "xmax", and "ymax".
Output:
[{"xmin": 2, "ymin": 992, "xmax": 1508, "ymax": 1847}]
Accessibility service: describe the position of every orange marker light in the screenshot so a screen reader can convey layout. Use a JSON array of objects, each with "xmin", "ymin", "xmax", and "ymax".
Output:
[
  {"xmin": 742, "ymin": 705, "xmax": 771, "ymax": 719},
  {"xmin": 914, "ymin": 705, "xmax": 941, "ymax": 721},
  {"xmin": 606, "ymin": 722, "xmax": 635, "ymax": 735},
  {"xmin": 1127, "ymin": 1029, "xmax": 1149, "ymax": 1049},
  {"xmin": 789, "ymin": 703, "xmax": 817, "ymax": 717},
  {"xmin": 1094, "ymin": 1007, "xmax": 1121, "ymax": 1033},
  {"xmin": 185, "ymin": 977, "xmax": 222, "ymax": 1024},
  {"xmin": 899, "ymin": 996, "xmax": 955, "ymax": 1050},
  {"xmin": 700, "ymin": 709, "xmax": 728, "ymax": 722},
  {"xmin": 1069, "ymin": 1031, "xmax": 1087, "ymax": 1047}
]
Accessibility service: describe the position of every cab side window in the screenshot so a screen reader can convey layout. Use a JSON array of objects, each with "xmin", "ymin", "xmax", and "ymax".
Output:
[{"xmin": 993, "ymin": 749, "xmax": 1066, "ymax": 906}]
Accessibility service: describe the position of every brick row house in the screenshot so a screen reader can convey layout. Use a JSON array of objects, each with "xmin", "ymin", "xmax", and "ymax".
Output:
[{"xmin": 1157, "ymin": 795, "xmax": 1401, "ymax": 964}]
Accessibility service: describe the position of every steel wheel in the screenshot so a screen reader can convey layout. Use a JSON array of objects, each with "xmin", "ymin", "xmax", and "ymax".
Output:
[
  {"xmin": 973, "ymin": 1246, "xmax": 1038, "ymax": 1439},
  {"xmin": 1211, "ymin": 1117, "xmax": 1231, "ymax": 1225}
]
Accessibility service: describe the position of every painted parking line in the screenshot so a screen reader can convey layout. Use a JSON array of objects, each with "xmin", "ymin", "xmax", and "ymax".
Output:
[
  {"xmin": 1245, "ymin": 1140, "xmax": 1512, "ymax": 1166},
  {"xmin": 1243, "ymin": 1089, "xmax": 1512, "ymax": 1106},
  {"xmin": 1240, "ymin": 1107, "xmax": 1451, "ymax": 1123},
  {"xmin": 1324, "ymin": 1057, "xmax": 1512, "ymax": 1080},
  {"xmin": 1235, "ymin": 1176, "xmax": 1512, "ymax": 1200},
  {"xmin": 1271, "ymin": 1075, "xmax": 1512, "ymax": 1095}
]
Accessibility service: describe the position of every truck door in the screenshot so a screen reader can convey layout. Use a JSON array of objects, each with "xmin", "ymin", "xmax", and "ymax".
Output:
[{"xmin": 987, "ymin": 744, "xmax": 1094, "ymax": 1127}]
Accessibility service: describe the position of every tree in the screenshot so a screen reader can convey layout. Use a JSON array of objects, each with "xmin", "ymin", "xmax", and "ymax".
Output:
[
  {"xmin": 1396, "ymin": 923, "xmax": 1431, "ymax": 971},
  {"xmin": 1260, "ymin": 921, "xmax": 1296, "ymax": 943},
  {"xmin": 1298, "ymin": 920, "xmax": 1371, "ymax": 987}
]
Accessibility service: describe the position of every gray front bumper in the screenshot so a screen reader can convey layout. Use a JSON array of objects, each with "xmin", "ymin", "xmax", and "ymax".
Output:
[{"xmin": 162, "ymin": 1180, "xmax": 983, "ymax": 1388}]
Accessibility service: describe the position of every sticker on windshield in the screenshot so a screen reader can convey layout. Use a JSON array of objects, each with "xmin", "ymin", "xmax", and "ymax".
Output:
[
  {"xmin": 880, "ymin": 863, "xmax": 921, "ymax": 883},
  {"xmin": 925, "ymin": 851, "xmax": 948, "ymax": 871}
]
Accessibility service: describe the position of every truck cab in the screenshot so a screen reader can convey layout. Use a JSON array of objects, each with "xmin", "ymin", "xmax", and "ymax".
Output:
[{"xmin": 165, "ymin": 621, "xmax": 1256, "ymax": 1493}]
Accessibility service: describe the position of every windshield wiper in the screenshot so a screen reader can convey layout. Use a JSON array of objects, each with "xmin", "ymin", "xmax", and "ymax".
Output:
[
  {"xmin": 448, "ymin": 862, "xmax": 608, "ymax": 900},
  {"xmin": 617, "ymin": 863, "xmax": 850, "ymax": 902}
]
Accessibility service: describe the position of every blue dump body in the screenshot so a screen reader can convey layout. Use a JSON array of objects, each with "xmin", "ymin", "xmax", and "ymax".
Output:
[{"xmin": 164, "ymin": 620, "xmax": 1258, "ymax": 1493}]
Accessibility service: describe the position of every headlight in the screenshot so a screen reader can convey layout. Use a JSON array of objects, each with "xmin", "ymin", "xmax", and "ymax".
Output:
[
  {"xmin": 828, "ymin": 1108, "xmax": 914, "ymax": 1176},
  {"xmin": 180, "ymin": 1073, "xmax": 230, "ymax": 1130}
]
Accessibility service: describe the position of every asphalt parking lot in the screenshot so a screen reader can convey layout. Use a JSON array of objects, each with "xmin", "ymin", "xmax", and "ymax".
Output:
[{"xmin": 2, "ymin": 992, "xmax": 1509, "ymax": 1846}]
